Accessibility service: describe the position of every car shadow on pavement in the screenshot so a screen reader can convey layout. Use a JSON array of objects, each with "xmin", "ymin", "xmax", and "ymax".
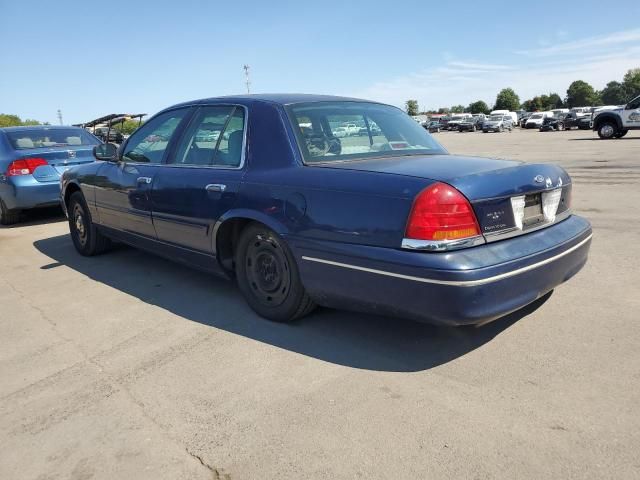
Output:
[
  {"xmin": 569, "ymin": 137, "xmax": 640, "ymax": 141},
  {"xmin": 34, "ymin": 234, "xmax": 550, "ymax": 372}
]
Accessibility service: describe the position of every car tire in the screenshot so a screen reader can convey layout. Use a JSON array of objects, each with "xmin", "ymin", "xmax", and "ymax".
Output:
[
  {"xmin": 68, "ymin": 191, "xmax": 111, "ymax": 256},
  {"xmin": 0, "ymin": 198, "xmax": 20, "ymax": 226},
  {"xmin": 235, "ymin": 223, "xmax": 316, "ymax": 322},
  {"xmin": 614, "ymin": 129, "xmax": 629, "ymax": 138},
  {"xmin": 597, "ymin": 122, "xmax": 617, "ymax": 139},
  {"xmin": 557, "ymin": 122, "xmax": 565, "ymax": 131}
]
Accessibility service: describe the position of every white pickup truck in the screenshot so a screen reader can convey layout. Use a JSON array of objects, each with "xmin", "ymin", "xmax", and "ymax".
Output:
[{"xmin": 592, "ymin": 95, "xmax": 640, "ymax": 139}]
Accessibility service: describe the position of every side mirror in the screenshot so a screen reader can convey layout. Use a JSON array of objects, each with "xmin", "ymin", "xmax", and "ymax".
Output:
[{"xmin": 93, "ymin": 143, "xmax": 118, "ymax": 161}]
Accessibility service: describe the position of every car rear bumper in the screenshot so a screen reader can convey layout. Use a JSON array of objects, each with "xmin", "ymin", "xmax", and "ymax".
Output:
[
  {"xmin": 289, "ymin": 214, "xmax": 592, "ymax": 326},
  {"xmin": 0, "ymin": 177, "xmax": 61, "ymax": 211}
]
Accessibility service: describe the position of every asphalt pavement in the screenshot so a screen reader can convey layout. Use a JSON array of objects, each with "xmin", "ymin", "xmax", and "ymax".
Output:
[{"xmin": 1, "ymin": 128, "xmax": 638, "ymax": 479}]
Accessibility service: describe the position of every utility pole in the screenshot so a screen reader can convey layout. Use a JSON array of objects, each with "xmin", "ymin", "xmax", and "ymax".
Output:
[
  {"xmin": 57, "ymin": 109, "xmax": 63, "ymax": 125},
  {"xmin": 243, "ymin": 64, "xmax": 251, "ymax": 94}
]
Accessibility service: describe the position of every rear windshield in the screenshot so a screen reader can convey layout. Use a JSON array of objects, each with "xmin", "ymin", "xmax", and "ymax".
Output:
[
  {"xmin": 287, "ymin": 101, "xmax": 446, "ymax": 164},
  {"xmin": 6, "ymin": 128, "xmax": 100, "ymax": 150}
]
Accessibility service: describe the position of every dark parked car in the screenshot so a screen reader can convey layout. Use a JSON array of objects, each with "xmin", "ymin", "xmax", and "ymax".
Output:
[
  {"xmin": 60, "ymin": 94, "xmax": 591, "ymax": 326},
  {"xmin": 458, "ymin": 116, "xmax": 484, "ymax": 132},
  {"xmin": 424, "ymin": 121, "xmax": 441, "ymax": 133},
  {"xmin": 539, "ymin": 116, "xmax": 565, "ymax": 132},
  {"xmin": 519, "ymin": 113, "xmax": 533, "ymax": 128},
  {"xmin": 559, "ymin": 113, "xmax": 579, "ymax": 130},
  {"xmin": 445, "ymin": 115, "xmax": 469, "ymax": 131},
  {"xmin": 577, "ymin": 116, "xmax": 591, "ymax": 130},
  {"xmin": 0, "ymin": 126, "xmax": 99, "ymax": 224}
]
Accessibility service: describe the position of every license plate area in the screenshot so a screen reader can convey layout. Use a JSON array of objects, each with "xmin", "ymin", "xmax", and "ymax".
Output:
[{"xmin": 523, "ymin": 193, "xmax": 544, "ymax": 228}]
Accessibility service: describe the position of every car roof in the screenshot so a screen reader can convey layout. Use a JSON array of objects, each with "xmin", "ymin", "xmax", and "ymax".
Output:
[
  {"xmin": 171, "ymin": 93, "xmax": 384, "ymax": 109},
  {"xmin": 0, "ymin": 125, "xmax": 84, "ymax": 133}
]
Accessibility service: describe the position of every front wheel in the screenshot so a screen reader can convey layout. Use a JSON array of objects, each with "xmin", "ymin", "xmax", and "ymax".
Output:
[
  {"xmin": 614, "ymin": 129, "xmax": 629, "ymax": 138},
  {"xmin": 597, "ymin": 122, "xmax": 617, "ymax": 139},
  {"xmin": 68, "ymin": 192, "xmax": 111, "ymax": 256},
  {"xmin": 235, "ymin": 223, "xmax": 316, "ymax": 322}
]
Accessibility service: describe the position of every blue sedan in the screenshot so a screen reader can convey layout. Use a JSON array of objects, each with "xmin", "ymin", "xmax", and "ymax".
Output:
[
  {"xmin": 0, "ymin": 126, "xmax": 99, "ymax": 224},
  {"xmin": 60, "ymin": 94, "xmax": 592, "ymax": 326}
]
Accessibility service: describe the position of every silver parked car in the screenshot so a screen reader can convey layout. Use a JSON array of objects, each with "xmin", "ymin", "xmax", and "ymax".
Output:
[{"xmin": 482, "ymin": 115, "xmax": 513, "ymax": 133}]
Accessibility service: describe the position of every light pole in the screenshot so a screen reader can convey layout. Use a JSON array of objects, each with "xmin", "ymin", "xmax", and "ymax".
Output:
[{"xmin": 243, "ymin": 64, "xmax": 251, "ymax": 94}]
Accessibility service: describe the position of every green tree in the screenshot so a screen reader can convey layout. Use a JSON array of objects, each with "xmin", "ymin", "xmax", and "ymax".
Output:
[
  {"xmin": 0, "ymin": 114, "xmax": 23, "ymax": 127},
  {"xmin": 546, "ymin": 93, "xmax": 564, "ymax": 109},
  {"xmin": 119, "ymin": 119, "xmax": 144, "ymax": 135},
  {"xmin": 494, "ymin": 88, "xmax": 520, "ymax": 111},
  {"xmin": 450, "ymin": 105, "xmax": 465, "ymax": 114},
  {"xmin": 22, "ymin": 119, "xmax": 42, "ymax": 126},
  {"xmin": 566, "ymin": 80, "xmax": 600, "ymax": 107},
  {"xmin": 468, "ymin": 100, "xmax": 490, "ymax": 114},
  {"xmin": 600, "ymin": 81, "xmax": 628, "ymax": 105},
  {"xmin": 405, "ymin": 100, "xmax": 419, "ymax": 116},
  {"xmin": 622, "ymin": 68, "xmax": 640, "ymax": 98},
  {"xmin": 437, "ymin": 107, "xmax": 450, "ymax": 114}
]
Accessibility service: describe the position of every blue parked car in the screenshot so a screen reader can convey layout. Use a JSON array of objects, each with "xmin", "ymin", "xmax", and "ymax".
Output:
[
  {"xmin": 60, "ymin": 94, "xmax": 592, "ymax": 326},
  {"xmin": 0, "ymin": 126, "xmax": 100, "ymax": 224}
]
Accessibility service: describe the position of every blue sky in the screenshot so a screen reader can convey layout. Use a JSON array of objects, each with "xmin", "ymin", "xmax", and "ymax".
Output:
[{"xmin": 1, "ymin": 0, "xmax": 639, "ymax": 123}]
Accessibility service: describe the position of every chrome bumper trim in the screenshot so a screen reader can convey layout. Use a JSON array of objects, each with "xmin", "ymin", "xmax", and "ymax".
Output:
[
  {"xmin": 301, "ymin": 233, "xmax": 592, "ymax": 287},
  {"xmin": 401, "ymin": 235, "xmax": 485, "ymax": 252}
]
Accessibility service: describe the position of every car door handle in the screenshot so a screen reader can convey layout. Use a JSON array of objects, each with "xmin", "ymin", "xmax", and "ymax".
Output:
[
  {"xmin": 205, "ymin": 183, "xmax": 226, "ymax": 192},
  {"xmin": 137, "ymin": 176, "xmax": 152, "ymax": 184}
]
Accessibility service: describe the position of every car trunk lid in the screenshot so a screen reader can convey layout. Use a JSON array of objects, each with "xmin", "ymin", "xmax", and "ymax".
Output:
[
  {"xmin": 13, "ymin": 146, "xmax": 95, "ymax": 182},
  {"xmin": 313, "ymin": 154, "xmax": 572, "ymax": 240}
]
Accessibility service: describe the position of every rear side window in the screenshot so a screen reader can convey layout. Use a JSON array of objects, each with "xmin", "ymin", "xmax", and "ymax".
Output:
[
  {"xmin": 6, "ymin": 128, "xmax": 100, "ymax": 150},
  {"xmin": 288, "ymin": 101, "xmax": 446, "ymax": 164},
  {"xmin": 171, "ymin": 105, "xmax": 245, "ymax": 168},
  {"xmin": 121, "ymin": 108, "xmax": 189, "ymax": 164}
]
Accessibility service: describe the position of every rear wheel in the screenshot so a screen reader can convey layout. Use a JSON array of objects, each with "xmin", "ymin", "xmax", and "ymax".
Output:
[
  {"xmin": 597, "ymin": 122, "xmax": 617, "ymax": 139},
  {"xmin": 235, "ymin": 223, "xmax": 316, "ymax": 322},
  {"xmin": 0, "ymin": 198, "xmax": 20, "ymax": 226},
  {"xmin": 68, "ymin": 192, "xmax": 111, "ymax": 256}
]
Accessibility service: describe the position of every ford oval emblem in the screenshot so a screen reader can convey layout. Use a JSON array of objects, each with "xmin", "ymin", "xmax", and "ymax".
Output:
[{"xmin": 534, "ymin": 175, "xmax": 545, "ymax": 184}]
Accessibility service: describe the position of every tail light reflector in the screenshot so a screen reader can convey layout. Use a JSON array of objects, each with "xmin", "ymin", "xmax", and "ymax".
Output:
[
  {"xmin": 6, "ymin": 158, "xmax": 48, "ymax": 176},
  {"xmin": 406, "ymin": 182, "xmax": 481, "ymax": 241}
]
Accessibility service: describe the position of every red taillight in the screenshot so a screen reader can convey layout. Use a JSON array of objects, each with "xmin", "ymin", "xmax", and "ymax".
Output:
[
  {"xmin": 6, "ymin": 158, "xmax": 48, "ymax": 176},
  {"xmin": 406, "ymin": 182, "xmax": 481, "ymax": 241}
]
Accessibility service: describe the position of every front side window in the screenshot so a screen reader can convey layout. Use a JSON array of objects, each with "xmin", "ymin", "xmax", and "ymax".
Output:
[
  {"xmin": 627, "ymin": 96, "xmax": 640, "ymax": 110},
  {"xmin": 288, "ymin": 102, "xmax": 446, "ymax": 164},
  {"xmin": 172, "ymin": 105, "xmax": 245, "ymax": 167},
  {"xmin": 121, "ymin": 108, "xmax": 189, "ymax": 164},
  {"xmin": 6, "ymin": 128, "xmax": 100, "ymax": 150}
]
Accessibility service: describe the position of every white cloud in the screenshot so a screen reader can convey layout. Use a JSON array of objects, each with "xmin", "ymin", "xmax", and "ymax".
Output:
[
  {"xmin": 517, "ymin": 28, "xmax": 640, "ymax": 57},
  {"xmin": 351, "ymin": 30, "xmax": 640, "ymax": 111}
]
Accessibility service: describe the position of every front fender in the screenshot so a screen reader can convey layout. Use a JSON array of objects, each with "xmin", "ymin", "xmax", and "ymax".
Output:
[{"xmin": 593, "ymin": 113, "xmax": 622, "ymax": 131}]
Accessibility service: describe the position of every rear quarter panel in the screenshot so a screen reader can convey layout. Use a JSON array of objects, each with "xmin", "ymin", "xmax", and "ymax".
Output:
[{"xmin": 239, "ymin": 167, "xmax": 431, "ymax": 248}]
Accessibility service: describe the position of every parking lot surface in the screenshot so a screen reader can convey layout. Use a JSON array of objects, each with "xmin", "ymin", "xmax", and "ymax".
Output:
[{"xmin": 1, "ymin": 129, "xmax": 639, "ymax": 479}]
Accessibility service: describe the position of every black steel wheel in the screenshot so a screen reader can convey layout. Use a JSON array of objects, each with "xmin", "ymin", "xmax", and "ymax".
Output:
[
  {"xmin": 68, "ymin": 192, "xmax": 111, "ymax": 256},
  {"xmin": 236, "ymin": 223, "xmax": 316, "ymax": 322}
]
